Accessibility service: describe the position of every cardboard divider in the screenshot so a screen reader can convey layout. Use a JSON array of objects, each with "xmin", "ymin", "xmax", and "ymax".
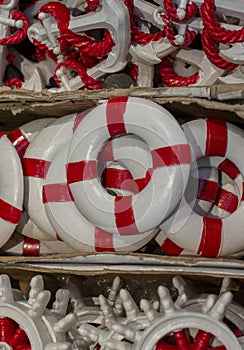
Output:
[
  {"xmin": 0, "ymin": 85, "xmax": 244, "ymax": 276},
  {"xmin": 0, "ymin": 84, "xmax": 243, "ymax": 132}
]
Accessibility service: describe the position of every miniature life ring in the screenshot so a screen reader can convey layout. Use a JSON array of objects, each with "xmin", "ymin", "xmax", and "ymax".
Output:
[
  {"xmin": 160, "ymin": 118, "xmax": 244, "ymax": 257},
  {"xmin": 22, "ymin": 110, "xmax": 92, "ymax": 239},
  {"xmin": 44, "ymin": 139, "xmax": 158, "ymax": 252},
  {"xmin": 67, "ymin": 96, "xmax": 191, "ymax": 235},
  {"xmin": 0, "ymin": 132, "xmax": 23, "ymax": 247},
  {"xmin": 197, "ymin": 156, "xmax": 241, "ymax": 218},
  {"xmin": 8, "ymin": 118, "xmax": 56, "ymax": 158},
  {"xmin": 8, "ymin": 118, "xmax": 56, "ymax": 241}
]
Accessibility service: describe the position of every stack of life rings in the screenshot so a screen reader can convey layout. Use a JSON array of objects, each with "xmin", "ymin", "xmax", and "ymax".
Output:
[{"xmin": 1, "ymin": 96, "xmax": 244, "ymax": 257}]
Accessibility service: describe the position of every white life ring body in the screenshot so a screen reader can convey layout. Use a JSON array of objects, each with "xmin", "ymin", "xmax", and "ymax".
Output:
[
  {"xmin": 22, "ymin": 110, "xmax": 92, "ymax": 239},
  {"xmin": 67, "ymin": 97, "xmax": 191, "ymax": 235},
  {"xmin": 160, "ymin": 118, "xmax": 244, "ymax": 257},
  {"xmin": 8, "ymin": 118, "xmax": 57, "ymax": 241},
  {"xmin": 0, "ymin": 132, "xmax": 24, "ymax": 247},
  {"xmin": 44, "ymin": 138, "xmax": 158, "ymax": 252}
]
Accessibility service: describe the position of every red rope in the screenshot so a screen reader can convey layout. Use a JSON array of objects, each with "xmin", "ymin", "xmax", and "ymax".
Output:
[
  {"xmin": 38, "ymin": 2, "xmax": 70, "ymax": 52},
  {"xmin": 201, "ymin": 0, "xmax": 244, "ymax": 44},
  {"xmin": 33, "ymin": 38, "xmax": 57, "ymax": 62},
  {"xmin": 201, "ymin": 29, "xmax": 238, "ymax": 70},
  {"xmin": 39, "ymin": 1, "xmax": 114, "ymax": 58},
  {"xmin": 62, "ymin": 29, "xmax": 115, "ymax": 58},
  {"xmin": 124, "ymin": 0, "xmax": 165, "ymax": 45},
  {"xmin": 159, "ymin": 56, "xmax": 200, "ymax": 86},
  {"xmin": 39, "ymin": 2, "xmax": 70, "ymax": 32},
  {"xmin": 0, "ymin": 11, "xmax": 29, "ymax": 45},
  {"xmin": 5, "ymin": 78, "xmax": 22, "ymax": 89},
  {"xmin": 54, "ymin": 59, "xmax": 103, "ymax": 89},
  {"xmin": 162, "ymin": 14, "xmax": 197, "ymax": 47},
  {"xmin": 66, "ymin": 49, "xmax": 99, "ymax": 68},
  {"xmin": 164, "ymin": 0, "xmax": 198, "ymax": 22}
]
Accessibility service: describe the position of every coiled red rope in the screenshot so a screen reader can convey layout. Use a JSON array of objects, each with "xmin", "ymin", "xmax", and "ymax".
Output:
[
  {"xmin": 201, "ymin": 0, "xmax": 244, "ymax": 44},
  {"xmin": 33, "ymin": 38, "xmax": 57, "ymax": 62},
  {"xmin": 163, "ymin": 0, "xmax": 198, "ymax": 22},
  {"xmin": 159, "ymin": 56, "xmax": 200, "ymax": 86},
  {"xmin": 61, "ymin": 29, "xmax": 115, "ymax": 58},
  {"xmin": 0, "ymin": 11, "xmax": 29, "ymax": 45},
  {"xmin": 39, "ymin": 2, "xmax": 115, "ymax": 58},
  {"xmin": 54, "ymin": 59, "xmax": 103, "ymax": 89},
  {"xmin": 162, "ymin": 13, "xmax": 197, "ymax": 47},
  {"xmin": 124, "ymin": 0, "xmax": 165, "ymax": 45},
  {"xmin": 66, "ymin": 49, "xmax": 99, "ymax": 69},
  {"xmin": 201, "ymin": 29, "xmax": 238, "ymax": 70},
  {"xmin": 5, "ymin": 78, "xmax": 23, "ymax": 89}
]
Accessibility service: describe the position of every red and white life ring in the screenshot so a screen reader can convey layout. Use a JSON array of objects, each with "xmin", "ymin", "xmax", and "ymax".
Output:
[
  {"xmin": 67, "ymin": 96, "xmax": 191, "ymax": 235},
  {"xmin": 156, "ymin": 230, "xmax": 244, "ymax": 258},
  {"xmin": 8, "ymin": 118, "xmax": 56, "ymax": 157},
  {"xmin": 0, "ymin": 132, "xmax": 24, "ymax": 247},
  {"xmin": 187, "ymin": 164, "xmax": 219, "ymax": 216},
  {"xmin": 22, "ymin": 110, "xmax": 92, "ymax": 239},
  {"xmin": 160, "ymin": 118, "xmax": 244, "ymax": 257},
  {"xmin": 43, "ymin": 139, "xmax": 158, "ymax": 252},
  {"xmin": 8, "ymin": 118, "xmax": 57, "ymax": 241},
  {"xmin": 197, "ymin": 156, "xmax": 241, "ymax": 218}
]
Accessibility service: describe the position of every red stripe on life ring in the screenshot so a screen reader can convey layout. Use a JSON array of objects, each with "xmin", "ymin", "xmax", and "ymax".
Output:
[
  {"xmin": 103, "ymin": 168, "xmax": 152, "ymax": 195},
  {"xmin": 151, "ymin": 144, "xmax": 191, "ymax": 169},
  {"xmin": 103, "ymin": 168, "xmax": 133, "ymax": 189},
  {"xmin": 215, "ymin": 188, "xmax": 238, "ymax": 213},
  {"xmin": 7, "ymin": 129, "xmax": 30, "ymax": 158},
  {"xmin": 197, "ymin": 178, "xmax": 219, "ymax": 202},
  {"xmin": 161, "ymin": 238, "xmax": 184, "ymax": 256},
  {"xmin": 67, "ymin": 160, "xmax": 97, "ymax": 183},
  {"xmin": 205, "ymin": 118, "xmax": 227, "ymax": 156},
  {"xmin": 106, "ymin": 96, "xmax": 128, "ymax": 137},
  {"xmin": 115, "ymin": 195, "xmax": 139, "ymax": 235},
  {"xmin": 218, "ymin": 158, "xmax": 240, "ymax": 180},
  {"xmin": 43, "ymin": 183, "xmax": 74, "ymax": 203},
  {"xmin": 197, "ymin": 217, "xmax": 222, "ymax": 257},
  {"xmin": 23, "ymin": 237, "xmax": 40, "ymax": 256},
  {"xmin": 100, "ymin": 141, "xmax": 114, "ymax": 161},
  {"xmin": 95, "ymin": 227, "xmax": 115, "ymax": 252},
  {"xmin": 132, "ymin": 169, "xmax": 152, "ymax": 193},
  {"xmin": 22, "ymin": 158, "xmax": 51, "ymax": 178},
  {"xmin": 72, "ymin": 110, "xmax": 90, "ymax": 133},
  {"xmin": 0, "ymin": 199, "xmax": 22, "ymax": 224}
]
